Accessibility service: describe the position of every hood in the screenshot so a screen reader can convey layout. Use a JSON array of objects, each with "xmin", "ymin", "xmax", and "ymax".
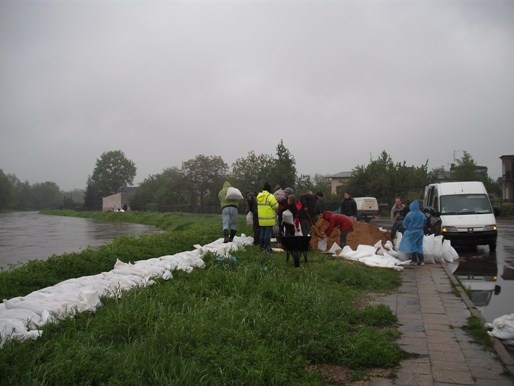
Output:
[
  {"xmin": 222, "ymin": 181, "xmax": 231, "ymax": 189},
  {"xmin": 409, "ymin": 200, "xmax": 420, "ymax": 212},
  {"xmin": 257, "ymin": 190, "xmax": 270, "ymax": 203},
  {"xmin": 322, "ymin": 211, "xmax": 332, "ymax": 221}
]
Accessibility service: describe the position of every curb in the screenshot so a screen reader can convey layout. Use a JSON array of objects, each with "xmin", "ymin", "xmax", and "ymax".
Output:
[{"xmin": 442, "ymin": 264, "xmax": 514, "ymax": 377}]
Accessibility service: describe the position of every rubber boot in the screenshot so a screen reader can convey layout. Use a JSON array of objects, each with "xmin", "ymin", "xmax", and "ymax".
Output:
[
  {"xmin": 229, "ymin": 229, "xmax": 237, "ymax": 242},
  {"xmin": 223, "ymin": 229, "xmax": 229, "ymax": 243},
  {"xmin": 411, "ymin": 252, "xmax": 418, "ymax": 264}
]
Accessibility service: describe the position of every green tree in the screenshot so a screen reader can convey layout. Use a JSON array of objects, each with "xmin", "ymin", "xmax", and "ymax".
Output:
[
  {"xmin": 231, "ymin": 151, "xmax": 274, "ymax": 194},
  {"xmin": 295, "ymin": 174, "xmax": 313, "ymax": 194},
  {"xmin": 83, "ymin": 176, "xmax": 101, "ymax": 210},
  {"xmin": 268, "ymin": 139, "xmax": 297, "ymax": 189},
  {"xmin": 0, "ymin": 169, "xmax": 15, "ymax": 210},
  {"xmin": 450, "ymin": 151, "xmax": 478, "ymax": 181},
  {"xmin": 131, "ymin": 167, "xmax": 190, "ymax": 211},
  {"xmin": 345, "ymin": 150, "xmax": 430, "ymax": 205},
  {"xmin": 450, "ymin": 151, "xmax": 501, "ymax": 197},
  {"xmin": 182, "ymin": 155, "xmax": 228, "ymax": 211},
  {"xmin": 90, "ymin": 150, "xmax": 137, "ymax": 197},
  {"xmin": 31, "ymin": 181, "xmax": 62, "ymax": 210},
  {"xmin": 12, "ymin": 178, "xmax": 32, "ymax": 210}
]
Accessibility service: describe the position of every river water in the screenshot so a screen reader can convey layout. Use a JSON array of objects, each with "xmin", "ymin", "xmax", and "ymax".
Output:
[{"xmin": 0, "ymin": 212, "xmax": 162, "ymax": 270}]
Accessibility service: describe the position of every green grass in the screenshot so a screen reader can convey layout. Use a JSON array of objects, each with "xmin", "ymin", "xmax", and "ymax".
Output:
[
  {"xmin": 0, "ymin": 211, "xmax": 405, "ymax": 385},
  {"xmin": 463, "ymin": 316, "xmax": 495, "ymax": 350}
]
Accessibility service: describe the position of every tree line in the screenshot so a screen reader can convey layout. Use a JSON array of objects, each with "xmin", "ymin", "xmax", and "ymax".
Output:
[{"xmin": 0, "ymin": 143, "xmax": 501, "ymax": 212}]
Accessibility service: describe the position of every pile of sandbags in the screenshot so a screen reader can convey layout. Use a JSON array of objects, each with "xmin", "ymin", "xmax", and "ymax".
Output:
[{"xmin": 312, "ymin": 218, "xmax": 458, "ymax": 268}]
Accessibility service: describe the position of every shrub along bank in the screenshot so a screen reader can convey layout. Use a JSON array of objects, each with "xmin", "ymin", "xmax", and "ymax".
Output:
[{"xmin": 0, "ymin": 211, "xmax": 405, "ymax": 385}]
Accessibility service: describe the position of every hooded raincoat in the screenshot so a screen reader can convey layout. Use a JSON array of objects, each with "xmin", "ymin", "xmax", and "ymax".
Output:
[
  {"xmin": 399, "ymin": 200, "xmax": 426, "ymax": 254},
  {"xmin": 257, "ymin": 189, "xmax": 279, "ymax": 226},
  {"xmin": 218, "ymin": 181, "xmax": 239, "ymax": 209}
]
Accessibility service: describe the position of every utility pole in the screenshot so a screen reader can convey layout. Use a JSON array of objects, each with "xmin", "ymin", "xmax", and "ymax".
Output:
[{"xmin": 453, "ymin": 150, "xmax": 464, "ymax": 162}]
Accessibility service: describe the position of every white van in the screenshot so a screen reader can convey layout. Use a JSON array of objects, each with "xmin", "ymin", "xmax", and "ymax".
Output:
[
  {"xmin": 354, "ymin": 197, "xmax": 379, "ymax": 222},
  {"xmin": 423, "ymin": 181, "xmax": 498, "ymax": 251}
]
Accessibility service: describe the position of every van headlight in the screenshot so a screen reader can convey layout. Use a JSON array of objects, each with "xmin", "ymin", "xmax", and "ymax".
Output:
[
  {"xmin": 483, "ymin": 225, "xmax": 497, "ymax": 231},
  {"xmin": 442, "ymin": 226, "xmax": 458, "ymax": 233}
]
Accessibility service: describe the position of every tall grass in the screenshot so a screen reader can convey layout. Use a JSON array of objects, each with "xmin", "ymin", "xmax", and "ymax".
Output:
[{"xmin": 0, "ymin": 211, "xmax": 404, "ymax": 384}]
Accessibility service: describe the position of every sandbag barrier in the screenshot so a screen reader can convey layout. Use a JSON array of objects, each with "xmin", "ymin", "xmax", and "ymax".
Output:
[{"xmin": 0, "ymin": 235, "xmax": 253, "ymax": 348}]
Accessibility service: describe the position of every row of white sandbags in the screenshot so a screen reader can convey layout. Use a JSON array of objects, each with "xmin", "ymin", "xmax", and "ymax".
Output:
[
  {"xmin": 322, "ymin": 233, "xmax": 459, "ymax": 270},
  {"xmin": 0, "ymin": 235, "xmax": 253, "ymax": 348},
  {"xmin": 394, "ymin": 233, "xmax": 459, "ymax": 264}
]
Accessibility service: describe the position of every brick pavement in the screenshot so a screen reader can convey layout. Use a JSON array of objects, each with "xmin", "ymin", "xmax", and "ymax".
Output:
[{"xmin": 369, "ymin": 263, "xmax": 514, "ymax": 386}]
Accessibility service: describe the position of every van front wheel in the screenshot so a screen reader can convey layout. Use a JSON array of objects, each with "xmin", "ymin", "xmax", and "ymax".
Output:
[{"xmin": 489, "ymin": 242, "xmax": 497, "ymax": 252}]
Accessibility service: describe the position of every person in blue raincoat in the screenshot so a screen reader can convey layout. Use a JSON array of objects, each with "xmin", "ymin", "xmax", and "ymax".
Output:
[{"xmin": 399, "ymin": 199, "xmax": 427, "ymax": 265}]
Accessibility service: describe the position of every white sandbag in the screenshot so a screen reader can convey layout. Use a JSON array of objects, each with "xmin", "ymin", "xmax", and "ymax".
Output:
[
  {"xmin": 0, "ymin": 308, "xmax": 42, "ymax": 330},
  {"xmin": 486, "ymin": 313, "xmax": 514, "ymax": 342},
  {"xmin": 441, "ymin": 239, "xmax": 459, "ymax": 262},
  {"xmin": 359, "ymin": 254, "xmax": 404, "ymax": 270},
  {"xmin": 393, "ymin": 232, "xmax": 402, "ymax": 251},
  {"xmin": 336, "ymin": 245, "xmax": 361, "ymax": 259},
  {"xmin": 4, "ymin": 298, "xmax": 48, "ymax": 317},
  {"xmin": 423, "ymin": 234, "xmax": 436, "ymax": 264},
  {"xmin": 226, "ymin": 187, "xmax": 243, "ymax": 200},
  {"xmin": 396, "ymin": 251, "xmax": 411, "ymax": 262},
  {"xmin": 326, "ymin": 242, "xmax": 341, "ymax": 254},
  {"xmin": 0, "ymin": 318, "xmax": 29, "ymax": 344},
  {"xmin": 78, "ymin": 289, "xmax": 102, "ymax": 311},
  {"xmin": 383, "ymin": 240, "xmax": 394, "ymax": 251},
  {"xmin": 317, "ymin": 237, "xmax": 328, "ymax": 252},
  {"xmin": 246, "ymin": 211, "xmax": 253, "ymax": 225},
  {"xmin": 432, "ymin": 235, "xmax": 444, "ymax": 263},
  {"xmin": 282, "ymin": 209, "xmax": 294, "ymax": 225},
  {"xmin": 338, "ymin": 244, "xmax": 375, "ymax": 260},
  {"xmin": 374, "ymin": 240, "xmax": 385, "ymax": 255},
  {"xmin": 355, "ymin": 244, "xmax": 377, "ymax": 256}
]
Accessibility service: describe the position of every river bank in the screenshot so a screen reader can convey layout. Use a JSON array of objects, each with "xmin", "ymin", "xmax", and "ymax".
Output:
[{"xmin": 1, "ymin": 211, "xmax": 405, "ymax": 385}]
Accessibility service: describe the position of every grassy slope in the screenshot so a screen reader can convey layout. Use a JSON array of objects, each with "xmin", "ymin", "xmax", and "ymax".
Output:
[{"xmin": 0, "ymin": 211, "xmax": 404, "ymax": 385}]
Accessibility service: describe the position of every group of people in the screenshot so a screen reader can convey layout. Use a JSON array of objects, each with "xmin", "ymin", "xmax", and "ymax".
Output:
[
  {"xmin": 219, "ymin": 181, "xmax": 428, "ymax": 265},
  {"xmin": 219, "ymin": 182, "xmax": 363, "ymax": 253},
  {"xmin": 218, "ymin": 181, "xmax": 325, "ymax": 253}
]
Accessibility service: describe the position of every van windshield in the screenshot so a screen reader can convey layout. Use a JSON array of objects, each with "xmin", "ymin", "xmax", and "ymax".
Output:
[{"xmin": 440, "ymin": 194, "xmax": 492, "ymax": 215}]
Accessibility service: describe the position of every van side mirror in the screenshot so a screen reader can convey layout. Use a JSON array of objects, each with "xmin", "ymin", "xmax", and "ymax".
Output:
[{"xmin": 493, "ymin": 207, "xmax": 501, "ymax": 217}]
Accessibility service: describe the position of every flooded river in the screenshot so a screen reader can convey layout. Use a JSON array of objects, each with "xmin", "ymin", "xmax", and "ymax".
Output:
[{"xmin": 0, "ymin": 211, "xmax": 162, "ymax": 270}]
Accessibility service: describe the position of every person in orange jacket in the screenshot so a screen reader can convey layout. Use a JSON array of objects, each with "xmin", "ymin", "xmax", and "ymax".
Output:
[{"xmin": 322, "ymin": 211, "xmax": 355, "ymax": 248}]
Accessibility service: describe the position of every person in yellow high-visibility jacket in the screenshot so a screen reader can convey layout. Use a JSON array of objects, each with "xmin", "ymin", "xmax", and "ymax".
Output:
[{"xmin": 257, "ymin": 182, "xmax": 279, "ymax": 252}]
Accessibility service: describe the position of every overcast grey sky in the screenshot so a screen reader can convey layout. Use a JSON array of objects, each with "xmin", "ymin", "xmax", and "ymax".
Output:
[{"xmin": 1, "ymin": 0, "xmax": 513, "ymax": 191}]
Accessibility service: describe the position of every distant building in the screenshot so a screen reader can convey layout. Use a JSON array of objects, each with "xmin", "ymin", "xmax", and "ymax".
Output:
[
  {"xmin": 500, "ymin": 155, "xmax": 514, "ymax": 202},
  {"xmin": 102, "ymin": 186, "xmax": 139, "ymax": 211},
  {"xmin": 433, "ymin": 164, "xmax": 489, "ymax": 183},
  {"xmin": 325, "ymin": 171, "xmax": 352, "ymax": 195},
  {"xmin": 432, "ymin": 168, "xmax": 452, "ymax": 182}
]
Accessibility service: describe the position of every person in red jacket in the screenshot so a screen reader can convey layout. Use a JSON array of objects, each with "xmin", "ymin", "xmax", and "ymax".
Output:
[{"xmin": 322, "ymin": 211, "xmax": 355, "ymax": 248}]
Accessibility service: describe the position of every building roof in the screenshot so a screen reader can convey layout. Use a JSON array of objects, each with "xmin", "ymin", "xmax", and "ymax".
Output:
[{"xmin": 326, "ymin": 171, "xmax": 353, "ymax": 178}]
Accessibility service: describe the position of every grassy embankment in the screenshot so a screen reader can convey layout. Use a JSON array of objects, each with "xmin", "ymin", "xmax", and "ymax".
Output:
[{"xmin": 0, "ymin": 210, "xmax": 405, "ymax": 385}]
